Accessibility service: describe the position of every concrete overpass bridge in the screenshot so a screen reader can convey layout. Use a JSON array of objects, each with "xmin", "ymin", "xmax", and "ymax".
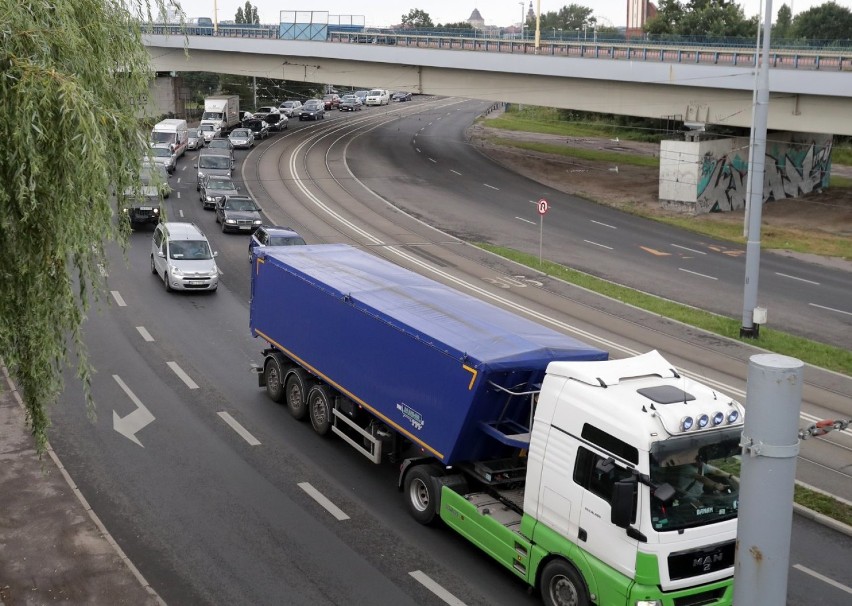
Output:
[
  {"xmin": 143, "ymin": 29, "xmax": 851, "ymax": 213},
  {"xmin": 143, "ymin": 29, "xmax": 852, "ymax": 136}
]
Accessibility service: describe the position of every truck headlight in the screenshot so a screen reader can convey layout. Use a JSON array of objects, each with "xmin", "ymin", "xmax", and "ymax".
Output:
[{"xmin": 635, "ymin": 601, "xmax": 662, "ymax": 606}]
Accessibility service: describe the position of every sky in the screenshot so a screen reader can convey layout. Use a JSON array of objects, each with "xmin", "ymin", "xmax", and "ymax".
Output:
[{"xmin": 174, "ymin": 1, "xmax": 831, "ymax": 29}]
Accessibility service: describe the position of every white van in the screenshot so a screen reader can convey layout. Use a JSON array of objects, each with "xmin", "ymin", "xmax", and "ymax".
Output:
[
  {"xmin": 151, "ymin": 222, "xmax": 219, "ymax": 292},
  {"xmin": 365, "ymin": 89, "xmax": 390, "ymax": 106},
  {"xmin": 151, "ymin": 119, "xmax": 189, "ymax": 158}
]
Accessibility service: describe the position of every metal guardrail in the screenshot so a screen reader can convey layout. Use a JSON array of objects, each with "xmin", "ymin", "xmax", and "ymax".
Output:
[{"xmin": 142, "ymin": 25, "xmax": 852, "ymax": 71}]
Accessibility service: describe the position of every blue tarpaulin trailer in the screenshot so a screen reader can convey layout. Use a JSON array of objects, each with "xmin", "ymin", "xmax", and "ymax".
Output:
[{"xmin": 250, "ymin": 244, "xmax": 607, "ymax": 465}]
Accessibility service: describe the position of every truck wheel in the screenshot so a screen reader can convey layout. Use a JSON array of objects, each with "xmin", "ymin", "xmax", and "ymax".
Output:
[
  {"xmin": 264, "ymin": 355, "xmax": 288, "ymax": 403},
  {"xmin": 307, "ymin": 385, "xmax": 332, "ymax": 436},
  {"xmin": 284, "ymin": 369, "xmax": 311, "ymax": 420},
  {"xmin": 540, "ymin": 560, "xmax": 589, "ymax": 606},
  {"xmin": 404, "ymin": 465, "xmax": 443, "ymax": 525}
]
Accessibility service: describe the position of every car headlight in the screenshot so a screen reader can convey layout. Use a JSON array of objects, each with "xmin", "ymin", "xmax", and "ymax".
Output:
[
  {"xmin": 205, "ymin": 195, "xmax": 215, "ymax": 202},
  {"xmin": 225, "ymin": 219, "xmax": 236, "ymax": 224},
  {"xmin": 153, "ymin": 208, "xmax": 160, "ymax": 214},
  {"xmin": 198, "ymin": 172, "xmax": 204, "ymax": 179},
  {"xmin": 252, "ymin": 220, "xmax": 262, "ymax": 225},
  {"xmin": 171, "ymin": 267, "xmax": 184, "ymax": 276}
]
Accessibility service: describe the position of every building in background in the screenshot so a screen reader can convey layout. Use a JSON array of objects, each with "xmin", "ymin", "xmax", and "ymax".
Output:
[
  {"xmin": 467, "ymin": 8, "xmax": 484, "ymax": 29},
  {"xmin": 626, "ymin": 0, "xmax": 657, "ymax": 38}
]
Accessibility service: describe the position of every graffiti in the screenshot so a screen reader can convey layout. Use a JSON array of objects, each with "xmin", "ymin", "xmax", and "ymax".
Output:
[{"xmin": 695, "ymin": 138, "xmax": 833, "ymax": 213}]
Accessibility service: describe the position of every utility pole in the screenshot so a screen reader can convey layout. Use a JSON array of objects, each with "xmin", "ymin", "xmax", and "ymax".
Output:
[
  {"xmin": 740, "ymin": 0, "xmax": 773, "ymax": 339},
  {"xmin": 734, "ymin": 353, "xmax": 803, "ymax": 606},
  {"xmin": 534, "ymin": 0, "xmax": 541, "ymax": 53}
]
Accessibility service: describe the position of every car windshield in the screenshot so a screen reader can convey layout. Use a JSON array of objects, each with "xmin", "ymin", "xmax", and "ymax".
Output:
[
  {"xmin": 150, "ymin": 147, "xmax": 171, "ymax": 158},
  {"xmin": 200, "ymin": 155, "xmax": 231, "ymax": 169},
  {"xmin": 304, "ymin": 101, "xmax": 321, "ymax": 109},
  {"xmin": 209, "ymin": 139, "xmax": 229, "ymax": 147},
  {"xmin": 200, "ymin": 124, "xmax": 216, "ymax": 132},
  {"xmin": 281, "ymin": 102, "xmax": 294, "ymax": 108},
  {"xmin": 140, "ymin": 166, "xmax": 168, "ymax": 184},
  {"xmin": 225, "ymin": 198, "xmax": 257, "ymax": 211},
  {"xmin": 649, "ymin": 428, "xmax": 743, "ymax": 532},
  {"xmin": 342, "ymin": 96, "xmax": 356, "ymax": 102},
  {"xmin": 258, "ymin": 107, "xmax": 274, "ymax": 113},
  {"xmin": 231, "ymin": 129, "xmax": 250, "ymax": 138},
  {"xmin": 169, "ymin": 240, "xmax": 212, "ymax": 260},
  {"xmin": 268, "ymin": 235, "xmax": 306, "ymax": 246},
  {"xmin": 207, "ymin": 179, "xmax": 235, "ymax": 190},
  {"xmin": 369, "ymin": 90, "xmax": 382, "ymax": 96}
]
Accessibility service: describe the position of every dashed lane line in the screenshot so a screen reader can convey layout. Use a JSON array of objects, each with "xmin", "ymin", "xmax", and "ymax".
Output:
[
  {"xmin": 167, "ymin": 361, "xmax": 199, "ymax": 389},
  {"xmin": 409, "ymin": 571, "xmax": 466, "ymax": 606},
  {"xmin": 217, "ymin": 412, "xmax": 261, "ymax": 446},
  {"xmin": 297, "ymin": 482, "xmax": 350, "ymax": 521}
]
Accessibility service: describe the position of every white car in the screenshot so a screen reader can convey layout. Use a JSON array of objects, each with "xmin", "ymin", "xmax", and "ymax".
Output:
[
  {"xmin": 198, "ymin": 123, "xmax": 220, "ymax": 144},
  {"xmin": 151, "ymin": 222, "xmax": 219, "ymax": 292},
  {"xmin": 279, "ymin": 100, "xmax": 302, "ymax": 117},
  {"xmin": 148, "ymin": 143, "xmax": 177, "ymax": 174}
]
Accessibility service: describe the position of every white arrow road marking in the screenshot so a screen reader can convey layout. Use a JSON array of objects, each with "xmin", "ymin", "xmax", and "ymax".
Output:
[
  {"xmin": 112, "ymin": 375, "xmax": 155, "ymax": 447},
  {"xmin": 297, "ymin": 482, "xmax": 350, "ymax": 521},
  {"xmin": 409, "ymin": 571, "xmax": 466, "ymax": 606}
]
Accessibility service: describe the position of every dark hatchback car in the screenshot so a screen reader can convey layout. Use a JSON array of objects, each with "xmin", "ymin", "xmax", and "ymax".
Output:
[
  {"xmin": 215, "ymin": 195, "xmax": 263, "ymax": 233},
  {"xmin": 299, "ymin": 100, "xmax": 325, "ymax": 121},
  {"xmin": 392, "ymin": 91, "xmax": 413, "ymax": 102},
  {"xmin": 248, "ymin": 225, "xmax": 306, "ymax": 262},
  {"xmin": 243, "ymin": 118, "xmax": 269, "ymax": 140}
]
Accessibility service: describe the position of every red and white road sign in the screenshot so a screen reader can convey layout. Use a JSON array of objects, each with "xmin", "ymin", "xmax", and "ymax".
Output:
[{"xmin": 538, "ymin": 199, "xmax": 549, "ymax": 215}]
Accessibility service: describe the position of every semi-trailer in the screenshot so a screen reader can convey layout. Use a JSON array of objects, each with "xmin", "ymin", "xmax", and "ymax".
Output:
[{"xmin": 250, "ymin": 244, "xmax": 745, "ymax": 606}]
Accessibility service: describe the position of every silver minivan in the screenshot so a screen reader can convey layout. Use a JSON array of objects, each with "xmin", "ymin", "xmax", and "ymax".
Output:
[{"xmin": 151, "ymin": 222, "xmax": 219, "ymax": 292}]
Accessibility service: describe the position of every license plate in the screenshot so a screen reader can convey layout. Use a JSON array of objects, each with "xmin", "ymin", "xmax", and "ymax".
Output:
[
  {"xmin": 139, "ymin": 206, "xmax": 152, "ymax": 211},
  {"xmin": 187, "ymin": 280, "xmax": 205, "ymax": 285},
  {"xmin": 239, "ymin": 225, "xmax": 251, "ymax": 230}
]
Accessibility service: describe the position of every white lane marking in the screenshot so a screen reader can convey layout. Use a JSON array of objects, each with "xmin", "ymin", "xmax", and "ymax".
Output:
[
  {"xmin": 591, "ymin": 220, "xmax": 617, "ymax": 229},
  {"xmin": 428, "ymin": 157, "xmax": 437, "ymax": 163},
  {"xmin": 409, "ymin": 571, "xmax": 466, "ymax": 606},
  {"xmin": 217, "ymin": 411, "xmax": 261, "ymax": 446},
  {"xmin": 584, "ymin": 240, "xmax": 613, "ymax": 250},
  {"xmin": 297, "ymin": 482, "xmax": 350, "ymax": 521},
  {"xmin": 483, "ymin": 183, "xmax": 499, "ymax": 190},
  {"xmin": 809, "ymin": 303, "xmax": 852, "ymax": 317},
  {"xmin": 136, "ymin": 326, "xmax": 154, "ymax": 342},
  {"xmin": 672, "ymin": 243, "xmax": 707, "ymax": 255},
  {"xmin": 793, "ymin": 564, "xmax": 852, "ymax": 594},
  {"xmin": 167, "ymin": 361, "xmax": 199, "ymax": 389},
  {"xmin": 516, "ymin": 217, "xmax": 535, "ymax": 225},
  {"xmin": 776, "ymin": 272, "xmax": 820, "ymax": 285},
  {"xmin": 110, "ymin": 291, "xmax": 127, "ymax": 307},
  {"xmin": 179, "ymin": 209, "xmax": 185, "ymax": 218},
  {"xmin": 415, "ymin": 147, "xmax": 421, "ymax": 153},
  {"xmin": 679, "ymin": 268, "xmax": 719, "ymax": 281},
  {"xmin": 450, "ymin": 169, "xmax": 462, "ymax": 175},
  {"xmin": 176, "ymin": 191, "xmax": 181, "ymax": 198},
  {"xmin": 112, "ymin": 375, "xmax": 156, "ymax": 447}
]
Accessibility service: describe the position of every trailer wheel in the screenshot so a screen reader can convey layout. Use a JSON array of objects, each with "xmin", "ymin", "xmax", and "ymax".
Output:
[
  {"xmin": 540, "ymin": 559, "xmax": 589, "ymax": 606},
  {"xmin": 307, "ymin": 384, "xmax": 333, "ymax": 436},
  {"xmin": 404, "ymin": 465, "xmax": 443, "ymax": 525},
  {"xmin": 264, "ymin": 355, "xmax": 288, "ymax": 403},
  {"xmin": 284, "ymin": 369, "xmax": 311, "ymax": 420}
]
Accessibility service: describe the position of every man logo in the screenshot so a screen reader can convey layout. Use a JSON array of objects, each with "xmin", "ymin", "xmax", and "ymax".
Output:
[{"xmin": 693, "ymin": 552, "xmax": 724, "ymax": 572}]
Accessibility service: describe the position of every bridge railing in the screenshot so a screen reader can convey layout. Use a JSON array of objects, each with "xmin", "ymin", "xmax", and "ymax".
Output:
[{"xmin": 141, "ymin": 25, "xmax": 852, "ymax": 71}]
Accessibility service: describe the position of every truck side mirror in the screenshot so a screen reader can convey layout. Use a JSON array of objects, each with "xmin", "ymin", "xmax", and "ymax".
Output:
[{"xmin": 611, "ymin": 479, "xmax": 636, "ymax": 529}]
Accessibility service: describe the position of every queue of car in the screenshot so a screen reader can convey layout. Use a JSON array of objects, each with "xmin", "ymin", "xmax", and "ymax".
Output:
[{"xmin": 140, "ymin": 89, "xmax": 422, "ymax": 292}]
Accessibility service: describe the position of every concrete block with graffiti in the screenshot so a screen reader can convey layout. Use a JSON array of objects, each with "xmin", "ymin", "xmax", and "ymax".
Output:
[{"xmin": 659, "ymin": 133, "xmax": 833, "ymax": 214}]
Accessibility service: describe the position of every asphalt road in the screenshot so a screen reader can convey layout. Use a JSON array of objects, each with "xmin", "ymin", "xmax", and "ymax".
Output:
[{"xmin": 45, "ymin": 97, "xmax": 852, "ymax": 605}]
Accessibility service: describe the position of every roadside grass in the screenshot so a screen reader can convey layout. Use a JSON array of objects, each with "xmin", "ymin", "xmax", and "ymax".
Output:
[
  {"xmin": 476, "ymin": 243, "xmax": 852, "ymax": 376},
  {"xmin": 477, "ymin": 242, "xmax": 852, "ymax": 524},
  {"xmin": 833, "ymin": 145, "xmax": 852, "ymax": 165},
  {"xmin": 487, "ymin": 137, "xmax": 660, "ymax": 168},
  {"xmin": 831, "ymin": 175, "xmax": 852, "ymax": 188},
  {"xmin": 483, "ymin": 107, "xmax": 667, "ymax": 142}
]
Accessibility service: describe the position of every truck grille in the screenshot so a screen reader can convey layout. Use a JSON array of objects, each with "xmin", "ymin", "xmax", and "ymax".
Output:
[
  {"xmin": 673, "ymin": 588, "xmax": 726, "ymax": 606},
  {"xmin": 668, "ymin": 540, "xmax": 735, "ymax": 581}
]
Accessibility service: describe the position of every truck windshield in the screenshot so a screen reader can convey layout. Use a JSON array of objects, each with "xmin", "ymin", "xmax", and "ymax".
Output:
[
  {"xmin": 649, "ymin": 428, "xmax": 742, "ymax": 532},
  {"xmin": 202, "ymin": 111, "xmax": 223, "ymax": 121},
  {"xmin": 151, "ymin": 132, "xmax": 175, "ymax": 144}
]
